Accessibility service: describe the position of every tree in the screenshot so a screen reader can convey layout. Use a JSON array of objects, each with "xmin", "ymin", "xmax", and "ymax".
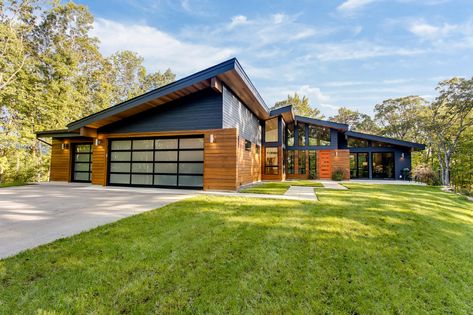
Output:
[
  {"xmin": 0, "ymin": 0, "xmax": 36, "ymax": 91},
  {"xmin": 374, "ymin": 96, "xmax": 427, "ymax": 142},
  {"xmin": 421, "ymin": 77, "xmax": 473, "ymax": 186},
  {"xmin": 330, "ymin": 107, "xmax": 379, "ymax": 133},
  {"xmin": 272, "ymin": 93, "xmax": 324, "ymax": 119},
  {"xmin": 108, "ymin": 50, "xmax": 175, "ymax": 105}
]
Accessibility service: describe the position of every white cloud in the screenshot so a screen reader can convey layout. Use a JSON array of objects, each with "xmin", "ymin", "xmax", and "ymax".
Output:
[
  {"xmin": 408, "ymin": 20, "xmax": 457, "ymax": 40},
  {"xmin": 308, "ymin": 41, "xmax": 425, "ymax": 61},
  {"xmin": 228, "ymin": 15, "xmax": 249, "ymax": 29},
  {"xmin": 337, "ymin": 0, "xmax": 377, "ymax": 13},
  {"xmin": 91, "ymin": 18, "xmax": 235, "ymax": 76}
]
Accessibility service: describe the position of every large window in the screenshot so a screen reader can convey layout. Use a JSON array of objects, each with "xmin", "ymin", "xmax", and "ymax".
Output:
[
  {"xmin": 265, "ymin": 118, "xmax": 278, "ymax": 142},
  {"xmin": 287, "ymin": 123, "xmax": 295, "ymax": 146},
  {"xmin": 350, "ymin": 153, "xmax": 369, "ymax": 178},
  {"xmin": 297, "ymin": 123, "xmax": 306, "ymax": 146},
  {"xmin": 308, "ymin": 125, "xmax": 330, "ymax": 146},
  {"xmin": 286, "ymin": 150, "xmax": 295, "ymax": 174},
  {"xmin": 372, "ymin": 152, "xmax": 394, "ymax": 179},
  {"xmin": 347, "ymin": 137, "xmax": 368, "ymax": 148},
  {"xmin": 264, "ymin": 147, "xmax": 279, "ymax": 175},
  {"xmin": 108, "ymin": 137, "xmax": 204, "ymax": 188},
  {"xmin": 297, "ymin": 150, "xmax": 306, "ymax": 174},
  {"xmin": 309, "ymin": 150, "xmax": 317, "ymax": 179},
  {"xmin": 371, "ymin": 141, "xmax": 393, "ymax": 148}
]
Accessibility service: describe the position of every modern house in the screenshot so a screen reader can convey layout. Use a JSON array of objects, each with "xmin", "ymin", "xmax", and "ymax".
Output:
[{"xmin": 37, "ymin": 58, "xmax": 425, "ymax": 190}]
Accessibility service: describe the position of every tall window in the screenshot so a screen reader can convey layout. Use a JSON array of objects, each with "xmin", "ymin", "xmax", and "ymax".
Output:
[
  {"xmin": 308, "ymin": 125, "xmax": 330, "ymax": 146},
  {"xmin": 308, "ymin": 150, "xmax": 317, "ymax": 179},
  {"xmin": 298, "ymin": 150, "xmax": 306, "ymax": 174},
  {"xmin": 287, "ymin": 124, "xmax": 295, "ymax": 146},
  {"xmin": 264, "ymin": 147, "xmax": 279, "ymax": 175},
  {"xmin": 297, "ymin": 123, "xmax": 306, "ymax": 146},
  {"xmin": 265, "ymin": 118, "xmax": 278, "ymax": 142},
  {"xmin": 286, "ymin": 150, "xmax": 295, "ymax": 174},
  {"xmin": 347, "ymin": 137, "xmax": 368, "ymax": 148}
]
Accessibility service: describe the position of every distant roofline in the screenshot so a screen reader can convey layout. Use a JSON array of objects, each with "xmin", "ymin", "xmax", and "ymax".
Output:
[
  {"xmin": 345, "ymin": 130, "xmax": 425, "ymax": 150},
  {"xmin": 295, "ymin": 115, "xmax": 349, "ymax": 131}
]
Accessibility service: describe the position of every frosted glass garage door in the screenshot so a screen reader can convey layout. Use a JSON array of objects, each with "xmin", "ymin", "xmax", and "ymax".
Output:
[{"xmin": 108, "ymin": 137, "xmax": 204, "ymax": 188}]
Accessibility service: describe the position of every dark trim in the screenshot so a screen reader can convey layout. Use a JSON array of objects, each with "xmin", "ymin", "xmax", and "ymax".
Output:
[
  {"xmin": 269, "ymin": 105, "xmax": 292, "ymax": 117},
  {"xmin": 345, "ymin": 131, "xmax": 425, "ymax": 150},
  {"xmin": 36, "ymin": 129, "xmax": 82, "ymax": 139},
  {"xmin": 295, "ymin": 116, "xmax": 349, "ymax": 131}
]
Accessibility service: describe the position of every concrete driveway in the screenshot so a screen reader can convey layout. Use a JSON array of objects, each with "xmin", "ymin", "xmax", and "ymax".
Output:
[{"xmin": 0, "ymin": 182, "xmax": 194, "ymax": 259}]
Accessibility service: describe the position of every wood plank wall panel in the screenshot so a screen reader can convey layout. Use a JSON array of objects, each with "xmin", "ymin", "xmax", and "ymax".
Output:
[
  {"xmin": 92, "ymin": 138, "xmax": 108, "ymax": 185},
  {"xmin": 331, "ymin": 149, "xmax": 350, "ymax": 180},
  {"xmin": 236, "ymin": 138, "xmax": 261, "ymax": 186},
  {"xmin": 50, "ymin": 139, "xmax": 71, "ymax": 181},
  {"xmin": 204, "ymin": 128, "xmax": 238, "ymax": 190}
]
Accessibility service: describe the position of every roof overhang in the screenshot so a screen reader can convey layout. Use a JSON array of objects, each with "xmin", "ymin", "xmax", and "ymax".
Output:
[
  {"xmin": 345, "ymin": 130, "xmax": 425, "ymax": 151},
  {"xmin": 66, "ymin": 58, "xmax": 269, "ymax": 131},
  {"xmin": 269, "ymin": 105, "xmax": 294, "ymax": 123},
  {"xmin": 36, "ymin": 129, "xmax": 82, "ymax": 139},
  {"xmin": 295, "ymin": 115, "xmax": 349, "ymax": 131}
]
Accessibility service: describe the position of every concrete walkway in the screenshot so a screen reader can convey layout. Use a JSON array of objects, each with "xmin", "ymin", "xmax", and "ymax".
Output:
[
  {"xmin": 319, "ymin": 181, "xmax": 348, "ymax": 190},
  {"xmin": 284, "ymin": 186, "xmax": 318, "ymax": 200}
]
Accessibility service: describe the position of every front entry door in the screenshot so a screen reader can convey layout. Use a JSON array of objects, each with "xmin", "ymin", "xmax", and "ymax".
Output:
[{"xmin": 72, "ymin": 143, "xmax": 92, "ymax": 182}]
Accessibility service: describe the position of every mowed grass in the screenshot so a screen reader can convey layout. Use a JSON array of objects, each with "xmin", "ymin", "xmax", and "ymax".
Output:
[
  {"xmin": 0, "ymin": 182, "xmax": 26, "ymax": 188},
  {"xmin": 240, "ymin": 180, "xmax": 323, "ymax": 195},
  {"xmin": 1, "ymin": 184, "xmax": 473, "ymax": 313}
]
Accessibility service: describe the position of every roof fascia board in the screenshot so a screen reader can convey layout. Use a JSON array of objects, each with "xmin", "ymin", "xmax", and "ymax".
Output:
[
  {"xmin": 345, "ymin": 130, "xmax": 425, "ymax": 149},
  {"xmin": 295, "ymin": 115, "xmax": 349, "ymax": 131}
]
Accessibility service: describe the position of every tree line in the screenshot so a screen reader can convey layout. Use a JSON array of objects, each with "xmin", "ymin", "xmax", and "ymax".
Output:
[
  {"xmin": 273, "ymin": 78, "xmax": 473, "ymax": 189},
  {"xmin": 0, "ymin": 1, "xmax": 175, "ymax": 183}
]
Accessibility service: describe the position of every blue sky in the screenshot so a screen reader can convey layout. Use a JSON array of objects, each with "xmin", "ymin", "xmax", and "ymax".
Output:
[{"xmin": 79, "ymin": 0, "xmax": 473, "ymax": 116}]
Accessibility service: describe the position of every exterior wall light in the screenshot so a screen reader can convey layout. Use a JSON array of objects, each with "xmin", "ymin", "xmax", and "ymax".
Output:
[
  {"xmin": 209, "ymin": 134, "xmax": 215, "ymax": 143},
  {"xmin": 61, "ymin": 142, "xmax": 70, "ymax": 150},
  {"xmin": 401, "ymin": 153, "xmax": 405, "ymax": 159},
  {"xmin": 95, "ymin": 139, "xmax": 102, "ymax": 146}
]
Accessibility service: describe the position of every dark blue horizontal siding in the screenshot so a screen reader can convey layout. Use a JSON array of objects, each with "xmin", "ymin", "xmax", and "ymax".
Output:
[
  {"xmin": 222, "ymin": 85, "xmax": 262, "ymax": 145},
  {"xmin": 99, "ymin": 88, "xmax": 223, "ymax": 134}
]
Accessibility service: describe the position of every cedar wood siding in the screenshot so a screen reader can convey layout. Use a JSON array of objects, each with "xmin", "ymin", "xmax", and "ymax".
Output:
[
  {"xmin": 98, "ymin": 88, "xmax": 223, "ymax": 134},
  {"xmin": 222, "ymin": 85, "xmax": 262, "ymax": 186}
]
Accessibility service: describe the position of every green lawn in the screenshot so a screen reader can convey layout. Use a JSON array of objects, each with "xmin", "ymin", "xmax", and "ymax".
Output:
[
  {"xmin": 1, "ymin": 184, "xmax": 473, "ymax": 313},
  {"xmin": 240, "ymin": 180, "xmax": 324, "ymax": 195},
  {"xmin": 0, "ymin": 182, "xmax": 26, "ymax": 188}
]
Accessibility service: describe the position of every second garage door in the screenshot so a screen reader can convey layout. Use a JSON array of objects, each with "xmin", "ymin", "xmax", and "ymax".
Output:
[{"xmin": 108, "ymin": 136, "xmax": 204, "ymax": 189}]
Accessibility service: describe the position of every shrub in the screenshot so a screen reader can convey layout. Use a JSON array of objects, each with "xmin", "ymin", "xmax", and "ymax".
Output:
[
  {"xmin": 412, "ymin": 164, "xmax": 441, "ymax": 185},
  {"xmin": 331, "ymin": 167, "xmax": 346, "ymax": 181}
]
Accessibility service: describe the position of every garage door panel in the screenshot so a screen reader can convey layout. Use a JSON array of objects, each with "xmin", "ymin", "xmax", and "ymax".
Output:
[{"xmin": 108, "ymin": 136, "xmax": 203, "ymax": 189}]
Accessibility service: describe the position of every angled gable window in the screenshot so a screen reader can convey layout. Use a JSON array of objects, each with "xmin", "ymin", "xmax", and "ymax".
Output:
[
  {"xmin": 347, "ymin": 137, "xmax": 368, "ymax": 148},
  {"xmin": 308, "ymin": 125, "xmax": 330, "ymax": 146}
]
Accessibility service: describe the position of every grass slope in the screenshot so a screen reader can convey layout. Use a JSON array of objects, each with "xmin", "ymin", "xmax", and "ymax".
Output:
[
  {"xmin": 1, "ymin": 184, "xmax": 473, "ymax": 313},
  {"xmin": 240, "ymin": 180, "xmax": 323, "ymax": 195},
  {"xmin": 0, "ymin": 182, "xmax": 26, "ymax": 188}
]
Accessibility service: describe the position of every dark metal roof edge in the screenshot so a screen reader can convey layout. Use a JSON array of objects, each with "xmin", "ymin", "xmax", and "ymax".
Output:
[
  {"xmin": 269, "ymin": 105, "xmax": 293, "ymax": 117},
  {"xmin": 233, "ymin": 59, "xmax": 269, "ymax": 112},
  {"xmin": 36, "ymin": 129, "xmax": 81, "ymax": 138},
  {"xmin": 345, "ymin": 131, "xmax": 425, "ymax": 149},
  {"xmin": 67, "ymin": 58, "xmax": 241, "ymax": 130},
  {"xmin": 295, "ymin": 115, "xmax": 349, "ymax": 131}
]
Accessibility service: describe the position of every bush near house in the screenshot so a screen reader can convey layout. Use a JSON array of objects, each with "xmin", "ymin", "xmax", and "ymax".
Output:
[{"xmin": 331, "ymin": 167, "xmax": 346, "ymax": 181}]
